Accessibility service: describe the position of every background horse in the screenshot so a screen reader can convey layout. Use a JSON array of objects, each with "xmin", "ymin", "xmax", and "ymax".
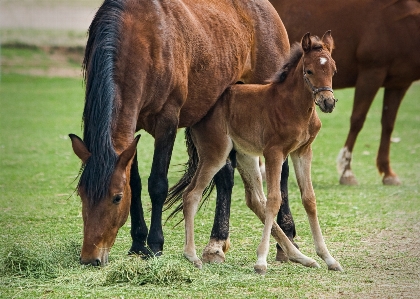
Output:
[
  {"xmin": 170, "ymin": 32, "xmax": 342, "ymax": 274},
  {"xmin": 68, "ymin": 0, "xmax": 290, "ymax": 266},
  {"xmin": 270, "ymin": 0, "xmax": 420, "ymax": 185}
]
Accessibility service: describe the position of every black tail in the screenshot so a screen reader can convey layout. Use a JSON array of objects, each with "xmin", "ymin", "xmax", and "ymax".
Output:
[{"xmin": 164, "ymin": 128, "xmax": 216, "ymax": 223}]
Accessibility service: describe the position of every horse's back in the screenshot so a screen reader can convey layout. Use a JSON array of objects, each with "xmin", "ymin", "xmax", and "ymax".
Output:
[
  {"xmin": 116, "ymin": 0, "xmax": 289, "ymax": 130},
  {"xmin": 271, "ymin": 0, "xmax": 420, "ymax": 88}
]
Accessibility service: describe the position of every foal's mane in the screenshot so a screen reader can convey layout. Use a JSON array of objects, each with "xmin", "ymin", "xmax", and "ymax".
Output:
[
  {"xmin": 79, "ymin": 0, "xmax": 127, "ymax": 203},
  {"xmin": 270, "ymin": 36, "xmax": 324, "ymax": 84}
]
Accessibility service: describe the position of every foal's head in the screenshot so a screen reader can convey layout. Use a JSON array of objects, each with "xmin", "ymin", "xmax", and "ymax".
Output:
[{"xmin": 301, "ymin": 31, "xmax": 337, "ymax": 113}]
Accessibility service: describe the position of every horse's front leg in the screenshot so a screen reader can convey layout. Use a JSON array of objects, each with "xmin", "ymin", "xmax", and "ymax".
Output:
[
  {"xmin": 147, "ymin": 117, "xmax": 178, "ymax": 255},
  {"xmin": 291, "ymin": 149, "xmax": 343, "ymax": 271},
  {"xmin": 275, "ymin": 158, "xmax": 299, "ymax": 262},
  {"xmin": 254, "ymin": 150, "xmax": 285, "ymax": 274},
  {"xmin": 237, "ymin": 152, "xmax": 318, "ymax": 273},
  {"xmin": 128, "ymin": 152, "xmax": 150, "ymax": 256}
]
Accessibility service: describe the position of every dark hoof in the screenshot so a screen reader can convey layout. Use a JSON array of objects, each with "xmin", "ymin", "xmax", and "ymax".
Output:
[
  {"xmin": 275, "ymin": 249, "xmax": 289, "ymax": 262},
  {"xmin": 128, "ymin": 243, "xmax": 162, "ymax": 259}
]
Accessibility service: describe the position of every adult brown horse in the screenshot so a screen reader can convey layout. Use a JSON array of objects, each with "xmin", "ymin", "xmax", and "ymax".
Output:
[
  {"xmin": 169, "ymin": 32, "xmax": 342, "ymax": 274},
  {"xmin": 270, "ymin": 0, "xmax": 420, "ymax": 185},
  {"xmin": 68, "ymin": 0, "xmax": 289, "ymax": 266}
]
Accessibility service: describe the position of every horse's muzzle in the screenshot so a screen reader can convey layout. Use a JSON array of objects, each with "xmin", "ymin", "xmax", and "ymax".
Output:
[{"xmin": 316, "ymin": 95, "xmax": 337, "ymax": 113}]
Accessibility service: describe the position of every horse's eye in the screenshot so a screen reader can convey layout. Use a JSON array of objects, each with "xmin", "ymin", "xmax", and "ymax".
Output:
[
  {"xmin": 112, "ymin": 194, "xmax": 123, "ymax": 204},
  {"xmin": 306, "ymin": 70, "xmax": 313, "ymax": 75}
]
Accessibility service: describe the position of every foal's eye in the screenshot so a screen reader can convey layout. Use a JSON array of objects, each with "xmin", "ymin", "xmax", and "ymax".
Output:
[
  {"xmin": 306, "ymin": 70, "xmax": 313, "ymax": 75},
  {"xmin": 112, "ymin": 194, "xmax": 123, "ymax": 204}
]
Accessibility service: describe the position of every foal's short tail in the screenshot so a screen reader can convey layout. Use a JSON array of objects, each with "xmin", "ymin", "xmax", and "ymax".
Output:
[{"xmin": 164, "ymin": 127, "xmax": 216, "ymax": 223}]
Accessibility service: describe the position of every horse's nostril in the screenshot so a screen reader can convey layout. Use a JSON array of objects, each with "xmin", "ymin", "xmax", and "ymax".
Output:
[{"xmin": 94, "ymin": 259, "xmax": 101, "ymax": 266}]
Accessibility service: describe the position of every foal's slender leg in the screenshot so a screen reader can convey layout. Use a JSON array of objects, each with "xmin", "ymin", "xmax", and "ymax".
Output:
[
  {"xmin": 377, "ymin": 86, "xmax": 409, "ymax": 185},
  {"xmin": 275, "ymin": 158, "xmax": 299, "ymax": 262},
  {"xmin": 291, "ymin": 150, "xmax": 343, "ymax": 271},
  {"xmin": 237, "ymin": 152, "xmax": 318, "ymax": 274},
  {"xmin": 147, "ymin": 118, "xmax": 178, "ymax": 255},
  {"xmin": 128, "ymin": 153, "xmax": 149, "ymax": 256},
  {"xmin": 202, "ymin": 154, "xmax": 235, "ymax": 264},
  {"xmin": 337, "ymin": 68, "xmax": 386, "ymax": 185}
]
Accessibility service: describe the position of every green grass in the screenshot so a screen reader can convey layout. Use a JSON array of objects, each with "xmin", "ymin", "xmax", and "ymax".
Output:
[{"xmin": 0, "ymin": 54, "xmax": 419, "ymax": 298}]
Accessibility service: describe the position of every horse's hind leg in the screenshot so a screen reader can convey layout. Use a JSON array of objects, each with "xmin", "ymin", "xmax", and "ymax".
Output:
[
  {"xmin": 337, "ymin": 68, "xmax": 386, "ymax": 185},
  {"xmin": 275, "ymin": 158, "xmax": 299, "ymax": 262},
  {"xmin": 183, "ymin": 127, "xmax": 232, "ymax": 268},
  {"xmin": 377, "ymin": 86, "xmax": 409, "ymax": 185},
  {"xmin": 291, "ymin": 150, "xmax": 343, "ymax": 271},
  {"xmin": 202, "ymin": 152, "xmax": 235, "ymax": 264},
  {"xmin": 128, "ymin": 153, "xmax": 150, "ymax": 257}
]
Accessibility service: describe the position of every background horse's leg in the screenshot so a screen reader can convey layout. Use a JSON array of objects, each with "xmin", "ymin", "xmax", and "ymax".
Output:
[
  {"xmin": 128, "ymin": 153, "xmax": 150, "ymax": 256},
  {"xmin": 275, "ymin": 158, "xmax": 299, "ymax": 262},
  {"xmin": 337, "ymin": 68, "xmax": 386, "ymax": 185},
  {"xmin": 377, "ymin": 86, "xmax": 409, "ymax": 185},
  {"xmin": 291, "ymin": 151, "xmax": 343, "ymax": 271},
  {"xmin": 147, "ymin": 121, "xmax": 178, "ymax": 255},
  {"xmin": 202, "ymin": 153, "xmax": 235, "ymax": 264}
]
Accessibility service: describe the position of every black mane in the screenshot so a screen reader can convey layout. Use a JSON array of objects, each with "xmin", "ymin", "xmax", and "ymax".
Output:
[{"xmin": 79, "ymin": 0, "xmax": 126, "ymax": 203}]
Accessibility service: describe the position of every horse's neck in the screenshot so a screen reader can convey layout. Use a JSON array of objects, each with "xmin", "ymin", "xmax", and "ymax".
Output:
[{"xmin": 276, "ymin": 64, "xmax": 315, "ymax": 115}]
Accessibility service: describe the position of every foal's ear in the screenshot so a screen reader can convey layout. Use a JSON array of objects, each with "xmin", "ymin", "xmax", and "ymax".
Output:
[
  {"xmin": 69, "ymin": 134, "xmax": 91, "ymax": 164},
  {"xmin": 117, "ymin": 135, "xmax": 141, "ymax": 170},
  {"xmin": 322, "ymin": 30, "xmax": 334, "ymax": 53},
  {"xmin": 301, "ymin": 32, "xmax": 312, "ymax": 53}
]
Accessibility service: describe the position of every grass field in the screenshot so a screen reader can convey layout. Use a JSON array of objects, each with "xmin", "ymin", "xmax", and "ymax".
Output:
[{"xmin": 0, "ymin": 46, "xmax": 419, "ymax": 298}]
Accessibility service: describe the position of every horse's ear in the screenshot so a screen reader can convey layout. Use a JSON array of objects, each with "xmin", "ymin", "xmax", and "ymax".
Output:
[
  {"xmin": 117, "ymin": 135, "xmax": 141, "ymax": 169},
  {"xmin": 301, "ymin": 32, "xmax": 312, "ymax": 53},
  {"xmin": 322, "ymin": 30, "xmax": 334, "ymax": 53},
  {"xmin": 69, "ymin": 134, "xmax": 91, "ymax": 164}
]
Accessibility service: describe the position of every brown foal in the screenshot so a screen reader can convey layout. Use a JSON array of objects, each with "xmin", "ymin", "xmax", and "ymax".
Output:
[{"xmin": 182, "ymin": 31, "xmax": 343, "ymax": 274}]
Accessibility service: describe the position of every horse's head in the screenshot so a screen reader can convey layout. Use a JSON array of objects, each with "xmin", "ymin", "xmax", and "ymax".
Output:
[
  {"xmin": 69, "ymin": 134, "xmax": 140, "ymax": 266},
  {"xmin": 301, "ymin": 31, "xmax": 337, "ymax": 113}
]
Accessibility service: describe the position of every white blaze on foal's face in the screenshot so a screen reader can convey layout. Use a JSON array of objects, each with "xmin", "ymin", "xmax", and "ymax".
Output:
[{"xmin": 320, "ymin": 57, "xmax": 328, "ymax": 65}]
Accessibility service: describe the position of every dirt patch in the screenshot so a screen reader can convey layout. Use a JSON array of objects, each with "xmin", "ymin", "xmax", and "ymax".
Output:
[{"xmin": 1, "ymin": 44, "xmax": 85, "ymax": 78}]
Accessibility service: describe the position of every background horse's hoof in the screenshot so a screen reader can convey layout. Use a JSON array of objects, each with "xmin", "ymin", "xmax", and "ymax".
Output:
[
  {"xmin": 382, "ymin": 175, "xmax": 401, "ymax": 186},
  {"xmin": 339, "ymin": 173, "xmax": 358, "ymax": 185},
  {"xmin": 254, "ymin": 264, "xmax": 267, "ymax": 275},
  {"xmin": 328, "ymin": 262, "xmax": 344, "ymax": 272}
]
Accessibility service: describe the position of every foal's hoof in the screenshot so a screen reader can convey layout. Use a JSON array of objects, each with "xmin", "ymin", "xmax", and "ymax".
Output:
[
  {"xmin": 193, "ymin": 260, "xmax": 203, "ymax": 270},
  {"xmin": 328, "ymin": 261, "xmax": 344, "ymax": 272},
  {"xmin": 383, "ymin": 175, "xmax": 401, "ymax": 186},
  {"xmin": 254, "ymin": 264, "xmax": 267, "ymax": 275}
]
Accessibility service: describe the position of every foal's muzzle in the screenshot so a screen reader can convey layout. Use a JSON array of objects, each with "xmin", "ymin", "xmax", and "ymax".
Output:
[{"xmin": 315, "ymin": 94, "xmax": 337, "ymax": 113}]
